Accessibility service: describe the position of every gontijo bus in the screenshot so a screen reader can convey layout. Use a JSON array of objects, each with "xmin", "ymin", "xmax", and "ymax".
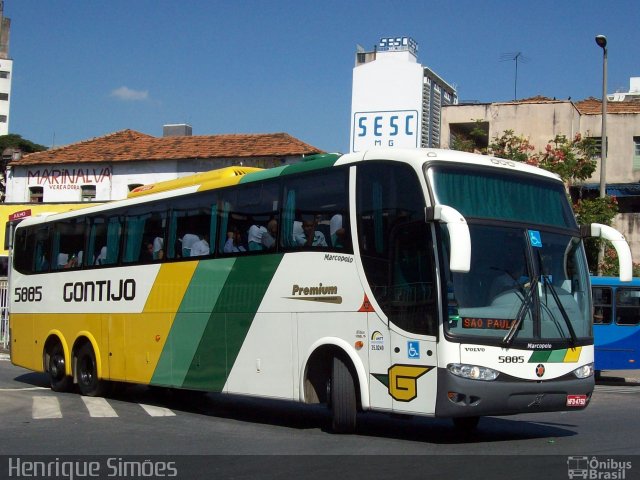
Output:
[{"xmin": 8, "ymin": 148, "xmax": 632, "ymax": 432}]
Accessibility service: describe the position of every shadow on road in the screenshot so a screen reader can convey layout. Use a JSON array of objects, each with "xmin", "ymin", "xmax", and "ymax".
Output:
[{"xmin": 10, "ymin": 371, "xmax": 578, "ymax": 444}]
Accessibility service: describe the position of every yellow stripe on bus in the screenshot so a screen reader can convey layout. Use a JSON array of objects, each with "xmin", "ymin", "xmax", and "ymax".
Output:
[{"xmin": 563, "ymin": 347, "xmax": 582, "ymax": 363}]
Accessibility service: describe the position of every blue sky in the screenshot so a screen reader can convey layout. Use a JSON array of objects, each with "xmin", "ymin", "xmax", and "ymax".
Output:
[{"xmin": 5, "ymin": 0, "xmax": 640, "ymax": 153}]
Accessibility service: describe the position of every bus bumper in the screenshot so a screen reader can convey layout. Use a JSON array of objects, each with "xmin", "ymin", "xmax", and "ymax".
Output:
[{"xmin": 434, "ymin": 367, "xmax": 594, "ymax": 418}]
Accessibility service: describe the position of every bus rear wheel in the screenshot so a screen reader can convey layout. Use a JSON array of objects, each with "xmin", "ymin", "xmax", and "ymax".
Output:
[
  {"xmin": 330, "ymin": 356, "xmax": 357, "ymax": 434},
  {"xmin": 47, "ymin": 342, "xmax": 72, "ymax": 392},
  {"xmin": 76, "ymin": 343, "xmax": 108, "ymax": 397}
]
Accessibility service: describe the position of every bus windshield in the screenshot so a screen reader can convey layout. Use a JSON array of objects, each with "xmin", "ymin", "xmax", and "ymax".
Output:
[
  {"xmin": 429, "ymin": 165, "xmax": 577, "ymax": 229},
  {"xmin": 429, "ymin": 166, "xmax": 591, "ymax": 345}
]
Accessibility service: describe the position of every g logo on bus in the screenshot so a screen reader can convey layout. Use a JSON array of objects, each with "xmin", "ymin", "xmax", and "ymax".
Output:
[
  {"xmin": 387, "ymin": 364, "xmax": 432, "ymax": 402},
  {"xmin": 536, "ymin": 364, "xmax": 545, "ymax": 378}
]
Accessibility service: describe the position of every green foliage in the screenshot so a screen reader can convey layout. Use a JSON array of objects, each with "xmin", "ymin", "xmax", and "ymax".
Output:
[
  {"xmin": 0, "ymin": 134, "xmax": 47, "ymax": 154},
  {"xmin": 537, "ymin": 134, "xmax": 597, "ymax": 185},
  {"xmin": 488, "ymin": 130, "xmax": 537, "ymax": 164},
  {"xmin": 450, "ymin": 120, "xmax": 487, "ymax": 153}
]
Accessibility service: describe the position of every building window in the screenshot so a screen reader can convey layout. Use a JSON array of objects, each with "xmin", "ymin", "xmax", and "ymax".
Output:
[
  {"xmin": 0, "ymin": 71, "xmax": 9, "ymax": 79},
  {"xmin": 29, "ymin": 187, "xmax": 43, "ymax": 203},
  {"xmin": 0, "ymin": 93, "xmax": 8, "ymax": 101},
  {"xmin": 587, "ymin": 136, "xmax": 608, "ymax": 158},
  {"xmin": 0, "ymin": 115, "xmax": 6, "ymax": 123},
  {"xmin": 449, "ymin": 121, "xmax": 489, "ymax": 152},
  {"xmin": 81, "ymin": 185, "xmax": 96, "ymax": 202},
  {"xmin": 634, "ymin": 137, "xmax": 640, "ymax": 170}
]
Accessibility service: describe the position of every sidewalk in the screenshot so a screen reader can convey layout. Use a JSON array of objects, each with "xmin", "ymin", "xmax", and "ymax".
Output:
[{"xmin": 597, "ymin": 370, "xmax": 640, "ymax": 385}]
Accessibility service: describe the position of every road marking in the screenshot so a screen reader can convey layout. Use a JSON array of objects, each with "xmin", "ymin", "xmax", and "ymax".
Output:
[
  {"xmin": 81, "ymin": 396, "xmax": 119, "ymax": 417},
  {"xmin": 595, "ymin": 385, "xmax": 640, "ymax": 394},
  {"xmin": 32, "ymin": 396, "xmax": 62, "ymax": 419},
  {"xmin": 139, "ymin": 403, "xmax": 176, "ymax": 417},
  {"xmin": 0, "ymin": 386, "xmax": 48, "ymax": 391}
]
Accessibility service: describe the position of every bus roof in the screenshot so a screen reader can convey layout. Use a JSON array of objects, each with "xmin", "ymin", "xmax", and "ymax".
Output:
[{"xmin": 11, "ymin": 149, "xmax": 564, "ymax": 228}]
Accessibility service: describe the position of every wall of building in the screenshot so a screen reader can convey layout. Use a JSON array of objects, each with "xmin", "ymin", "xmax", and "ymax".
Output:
[
  {"xmin": 441, "ymin": 101, "xmax": 581, "ymax": 152},
  {"xmin": 350, "ymin": 53, "xmax": 425, "ymax": 152},
  {"xmin": 6, "ymin": 155, "xmax": 304, "ymax": 203},
  {"xmin": 579, "ymin": 112, "xmax": 640, "ymax": 184}
]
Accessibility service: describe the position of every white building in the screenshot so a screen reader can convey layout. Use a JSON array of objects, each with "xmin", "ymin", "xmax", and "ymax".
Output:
[
  {"xmin": 350, "ymin": 36, "xmax": 457, "ymax": 152},
  {"xmin": 6, "ymin": 128, "xmax": 322, "ymax": 203},
  {"xmin": 0, "ymin": 4, "xmax": 12, "ymax": 136},
  {"xmin": 609, "ymin": 77, "xmax": 640, "ymax": 102}
]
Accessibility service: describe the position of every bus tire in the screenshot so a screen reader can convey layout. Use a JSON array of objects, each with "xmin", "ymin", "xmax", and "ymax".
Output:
[
  {"xmin": 76, "ymin": 343, "xmax": 108, "ymax": 397},
  {"xmin": 47, "ymin": 342, "xmax": 72, "ymax": 392},
  {"xmin": 330, "ymin": 355, "xmax": 357, "ymax": 434}
]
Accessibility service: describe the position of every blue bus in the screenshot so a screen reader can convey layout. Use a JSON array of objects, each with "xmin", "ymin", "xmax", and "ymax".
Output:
[{"xmin": 591, "ymin": 276, "xmax": 640, "ymax": 371}]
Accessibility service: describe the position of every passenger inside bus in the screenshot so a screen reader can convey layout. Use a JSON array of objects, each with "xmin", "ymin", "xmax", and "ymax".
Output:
[
  {"xmin": 293, "ymin": 215, "xmax": 327, "ymax": 247},
  {"xmin": 190, "ymin": 234, "xmax": 210, "ymax": 256},
  {"xmin": 223, "ymin": 228, "xmax": 246, "ymax": 253}
]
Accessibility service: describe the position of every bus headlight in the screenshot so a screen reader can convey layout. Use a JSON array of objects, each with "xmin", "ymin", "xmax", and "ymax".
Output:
[
  {"xmin": 572, "ymin": 363, "xmax": 594, "ymax": 379},
  {"xmin": 447, "ymin": 363, "xmax": 499, "ymax": 381}
]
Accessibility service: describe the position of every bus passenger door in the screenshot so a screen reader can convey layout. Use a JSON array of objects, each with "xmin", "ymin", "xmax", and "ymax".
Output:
[
  {"xmin": 387, "ymin": 221, "xmax": 439, "ymax": 415},
  {"xmin": 389, "ymin": 328, "xmax": 438, "ymax": 415}
]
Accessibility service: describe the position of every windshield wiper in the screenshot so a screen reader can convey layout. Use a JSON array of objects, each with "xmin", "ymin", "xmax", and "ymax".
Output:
[
  {"xmin": 541, "ymin": 275, "xmax": 578, "ymax": 345},
  {"xmin": 502, "ymin": 276, "xmax": 538, "ymax": 345}
]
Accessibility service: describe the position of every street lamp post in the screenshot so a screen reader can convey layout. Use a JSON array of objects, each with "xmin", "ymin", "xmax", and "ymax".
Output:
[
  {"xmin": 595, "ymin": 35, "xmax": 608, "ymax": 200},
  {"xmin": 595, "ymin": 34, "xmax": 608, "ymax": 275}
]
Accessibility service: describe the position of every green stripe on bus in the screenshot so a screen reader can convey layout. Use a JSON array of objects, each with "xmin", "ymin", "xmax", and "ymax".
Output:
[
  {"xmin": 547, "ymin": 349, "xmax": 568, "ymax": 362},
  {"xmin": 239, "ymin": 165, "xmax": 288, "ymax": 184},
  {"xmin": 278, "ymin": 155, "xmax": 340, "ymax": 176},
  {"xmin": 151, "ymin": 258, "xmax": 236, "ymax": 387},
  {"xmin": 181, "ymin": 254, "xmax": 283, "ymax": 391},
  {"xmin": 528, "ymin": 351, "xmax": 551, "ymax": 363}
]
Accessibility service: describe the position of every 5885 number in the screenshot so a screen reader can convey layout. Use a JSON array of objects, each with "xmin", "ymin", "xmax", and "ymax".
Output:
[{"xmin": 14, "ymin": 286, "xmax": 42, "ymax": 302}]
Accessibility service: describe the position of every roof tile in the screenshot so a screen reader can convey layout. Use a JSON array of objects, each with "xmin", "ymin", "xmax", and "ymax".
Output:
[{"xmin": 13, "ymin": 129, "xmax": 323, "ymax": 165}]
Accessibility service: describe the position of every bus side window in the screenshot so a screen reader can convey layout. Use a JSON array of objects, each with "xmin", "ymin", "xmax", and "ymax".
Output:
[
  {"xmin": 615, "ymin": 288, "xmax": 640, "ymax": 325},
  {"xmin": 593, "ymin": 287, "xmax": 613, "ymax": 324}
]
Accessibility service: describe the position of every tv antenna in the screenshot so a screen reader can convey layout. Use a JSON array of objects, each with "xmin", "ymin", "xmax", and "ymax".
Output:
[{"xmin": 500, "ymin": 52, "xmax": 529, "ymax": 100}]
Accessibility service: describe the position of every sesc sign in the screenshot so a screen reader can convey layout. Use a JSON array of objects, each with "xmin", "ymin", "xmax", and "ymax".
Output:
[{"xmin": 352, "ymin": 110, "xmax": 419, "ymax": 152}]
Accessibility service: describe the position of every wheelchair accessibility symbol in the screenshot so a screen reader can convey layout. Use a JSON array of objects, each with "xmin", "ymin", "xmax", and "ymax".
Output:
[
  {"xmin": 407, "ymin": 341, "xmax": 420, "ymax": 359},
  {"xmin": 528, "ymin": 230, "xmax": 542, "ymax": 248}
]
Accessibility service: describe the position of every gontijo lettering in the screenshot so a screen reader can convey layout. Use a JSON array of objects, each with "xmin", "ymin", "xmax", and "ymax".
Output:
[{"xmin": 63, "ymin": 279, "xmax": 136, "ymax": 302}]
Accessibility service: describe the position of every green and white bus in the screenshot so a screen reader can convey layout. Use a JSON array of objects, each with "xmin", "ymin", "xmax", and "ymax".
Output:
[{"xmin": 8, "ymin": 148, "xmax": 632, "ymax": 432}]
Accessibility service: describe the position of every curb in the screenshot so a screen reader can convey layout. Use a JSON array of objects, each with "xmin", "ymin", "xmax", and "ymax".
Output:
[{"xmin": 0, "ymin": 352, "xmax": 9, "ymax": 361}]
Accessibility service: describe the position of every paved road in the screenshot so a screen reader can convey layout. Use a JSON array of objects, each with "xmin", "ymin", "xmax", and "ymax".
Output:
[{"xmin": 1, "ymin": 354, "xmax": 639, "ymax": 479}]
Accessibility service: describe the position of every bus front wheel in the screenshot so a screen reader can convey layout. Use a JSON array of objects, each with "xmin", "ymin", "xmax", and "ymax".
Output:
[
  {"xmin": 47, "ymin": 342, "xmax": 73, "ymax": 392},
  {"xmin": 330, "ymin": 356, "xmax": 357, "ymax": 434},
  {"xmin": 76, "ymin": 343, "xmax": 108, "ymax": 397}
]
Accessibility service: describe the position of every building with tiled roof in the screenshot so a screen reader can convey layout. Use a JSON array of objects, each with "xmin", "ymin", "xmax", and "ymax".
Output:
[
  {"xmin": 5, "ymin": 128, "xmax": 323, "ymax": 203},
  {"xmin": 441, "ymin": 95, "xmax": 640, "ymax": 258}
]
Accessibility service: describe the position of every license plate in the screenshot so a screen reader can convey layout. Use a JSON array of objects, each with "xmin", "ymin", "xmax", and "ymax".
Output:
[{"xmin": 566, "ymin": 394, "xmax": 587, "ymax": 407}]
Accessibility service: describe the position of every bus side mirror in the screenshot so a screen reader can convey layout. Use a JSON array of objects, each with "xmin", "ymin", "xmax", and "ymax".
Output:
[
  {"xmin": 581, "ymin": 223, "xmax": 633, "ymax": 282},
  {"xmin": 426, "ymin": 205, "xmax": 470, "ymax": 273}
]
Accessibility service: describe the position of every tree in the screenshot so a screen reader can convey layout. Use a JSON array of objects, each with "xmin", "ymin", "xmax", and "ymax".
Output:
[
  {"xmin": 488, "ymin": 129, "xmax": 537, "ymax": 164},
  {"xmin": 0, "ymin": 134, "xmax": 48, "ymax": 202},
  {"xmin": 0, "ymin": 134, "xmax": 47, "ymax": 154}
]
